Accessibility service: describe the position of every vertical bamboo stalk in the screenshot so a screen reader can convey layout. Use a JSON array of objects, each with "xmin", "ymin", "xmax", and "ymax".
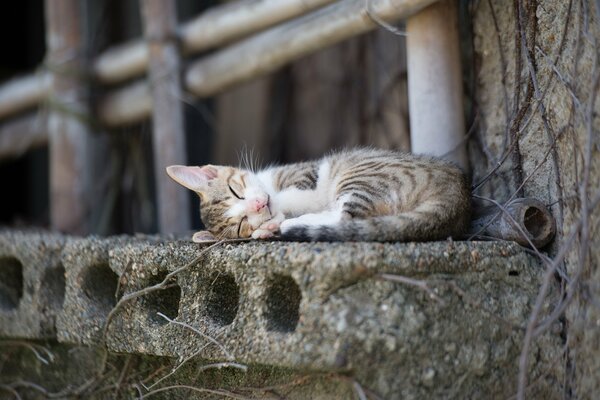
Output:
[
  {"xmin": 406, "ymin": 0, "xmax": 467, "ymax": 169},
  {"xmin": 45, "ymin": 0, "xmax": 93, "ymax": 234},
  {"xmin": 141, "ymin": 0, "xmax": 190, "ymax": 233}
]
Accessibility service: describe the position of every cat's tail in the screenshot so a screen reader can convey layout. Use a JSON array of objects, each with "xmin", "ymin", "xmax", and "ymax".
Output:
[{"xmin": 280, "ymin": 211, "xmax": 470, "ymax": 242}]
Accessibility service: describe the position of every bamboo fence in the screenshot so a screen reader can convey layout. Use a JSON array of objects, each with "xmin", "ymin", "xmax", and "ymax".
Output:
[{"xmin": 0, "ymin": 0, "xmax": 462, "ymax": 234}]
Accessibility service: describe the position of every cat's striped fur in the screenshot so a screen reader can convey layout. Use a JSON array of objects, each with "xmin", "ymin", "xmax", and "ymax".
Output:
[{"xmin": 167, "ymin": 148, "xmax": 471, "ymax": 242}]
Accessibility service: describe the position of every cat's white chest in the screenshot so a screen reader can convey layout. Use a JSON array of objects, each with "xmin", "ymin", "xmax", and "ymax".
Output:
[{"xmin": 257, "ymin": 160, "xmax": 334, "ymax": 217}]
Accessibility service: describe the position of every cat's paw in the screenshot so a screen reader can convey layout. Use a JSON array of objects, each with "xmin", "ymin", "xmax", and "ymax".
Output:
[
  {"xmin": 251, "ymin": 228, "xmax": 276, "ymax": 240},
  {"xmin": 252, "ymin": 213, "xmax": 284, "ymax": 239}
]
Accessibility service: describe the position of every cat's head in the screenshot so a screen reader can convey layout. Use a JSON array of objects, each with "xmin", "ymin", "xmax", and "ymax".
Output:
[{"xmin": 166, "ymin": 165, "xmax": 271, "ymax": 239}]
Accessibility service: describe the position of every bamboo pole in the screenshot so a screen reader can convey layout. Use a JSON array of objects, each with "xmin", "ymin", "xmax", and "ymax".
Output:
[
  {"xmin": 94, "ymin": 0, "xmax": 337, "ymax": 85},
  {"xmin": 100, "ymin": 0, "xmax": 438, "ymax": 127},
  {"xmin": 45, "ymin": 0, "xmax": 93, "ymax": 234},
  {"xmin": 406, "ymin": 0, "xmax": 467, "ymax": 169},
  {"xmin": 141, "ymin": 0, "xmax": 190, "ymax": 234},
  {"xmin": 0, "ymin": 114, "xmax": 48, "ymax": 160}
]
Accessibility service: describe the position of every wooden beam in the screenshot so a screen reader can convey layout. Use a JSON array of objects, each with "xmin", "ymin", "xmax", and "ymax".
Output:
[
  {"xmin": 45, "ymin": 0, "xmax": 93, "ymax": 234},
  {"xmin": 141, "ymin": 0, "xmax": 190, "ymax": 234},
  {"xmin": 406, "ymin": 0, "xmax": 467, "ymax": 169},
  {"xmin": 100, "ymin": 0, "xmax": 438, "ymax": 127}
]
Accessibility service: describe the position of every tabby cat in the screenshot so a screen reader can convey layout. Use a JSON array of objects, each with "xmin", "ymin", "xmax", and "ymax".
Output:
[{"xmin": 166, "ymin": 148, "xmax": 470, "ymax": 242}]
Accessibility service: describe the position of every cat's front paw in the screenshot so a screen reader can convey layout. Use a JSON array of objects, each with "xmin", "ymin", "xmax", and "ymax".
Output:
[
  {"xmin": 251, "ymin": 228, "xmax": 276, "ymax": 239},
  {"xmin": 252, "ymin": 214, "xmax": 284, "ymax": 240}
]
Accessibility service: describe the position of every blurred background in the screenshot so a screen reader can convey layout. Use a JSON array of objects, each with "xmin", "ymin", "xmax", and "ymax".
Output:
[{"xmin": 0, "ymin": 0, "xmax": 423, "ymax": 236}]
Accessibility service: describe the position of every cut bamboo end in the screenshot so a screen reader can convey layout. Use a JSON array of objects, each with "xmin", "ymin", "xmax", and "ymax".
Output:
[{"xmin": 471, "ymin": 198, "xmax": 556, "ymax": 249}]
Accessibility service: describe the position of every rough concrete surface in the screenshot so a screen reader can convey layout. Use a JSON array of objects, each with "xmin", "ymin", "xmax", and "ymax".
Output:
[
  {"xmin": 0, "ymin": 230, "xmax": 565, "ymax": 398},
  {"xmin": 0, "ymin": 229, "xmax": 65, "ymax": 338}
]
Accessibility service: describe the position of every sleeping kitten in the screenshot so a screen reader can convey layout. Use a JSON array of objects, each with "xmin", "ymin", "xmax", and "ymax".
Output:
[{"xmin": 166, "ymin": 148, "xmax": 470, "ymax": 242}]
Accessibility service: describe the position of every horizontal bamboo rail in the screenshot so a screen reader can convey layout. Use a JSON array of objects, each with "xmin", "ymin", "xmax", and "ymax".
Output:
[
  {"xmin": 0, "ymin": 114, "xmax": 47, "ymax": 159},
  {"xmin": 0, "ymin": 0, "xmax": 336, "ymax": 121},
  {"xmin": 0, "ymin": 0, "xmax": 438, "ymax": 130},
  {"xmin": 94, "ymin": 0, "xmax": 337, "ymax": 84},
  {"xmin": 0, "ymin": 73, "xmax": 50, "ymax": 120},
  {"xmin": 101, "ymin": 0, "xmax": 438, "ymax": 127}
]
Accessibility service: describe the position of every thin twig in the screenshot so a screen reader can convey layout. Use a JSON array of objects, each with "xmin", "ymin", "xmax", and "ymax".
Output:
[
  {"xmin": 155, "ymin": 312, "xmax": 234, "ymax": 360},
  {"xmin": 102, "ymin": 239, "xmax": 247, "ymax": 339},
  {"xmin": 377, "ymin": 273, "xmax": 444, "ymax": 304},
  {"xmin": 0, "ymin": 384, "xmax": 22, "ymax": 400},
  {"xmin": 140, "ymin": 384, "xmax": 251, "ymax": 399},
  {"xmin": 146, "ymin": 331, "xmax": 228, "ymax": 390},
  {"xmin": 364, "ymin": 0, "xmax": 406, "ymax": 36},
  {"xmin": 0, "ymin": 341, "xmax": 54, "ymax": 365}
]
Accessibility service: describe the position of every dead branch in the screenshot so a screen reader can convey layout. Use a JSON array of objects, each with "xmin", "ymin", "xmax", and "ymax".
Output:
[
  {"xmin": 140, "ymin": 384, "xmax": 251, "ymax": 399},
  {"xmin": 103, "ymin": 239, "xmax": 248, "ymax": 339},
  {"xmin": 0, "ymin": 384, "xmax": 22, "ymax": 400},
  {"xmin": 155, "ymin": 312, "xmax": 235, "ymax": 360},
  {"xmin": 0, "ymin": 341, "xmax": 54, "ymax": 366}
]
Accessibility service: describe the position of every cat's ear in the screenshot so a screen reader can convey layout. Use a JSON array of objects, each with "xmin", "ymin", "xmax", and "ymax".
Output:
[
  {"xmin": 166, "ymin": 165, "xmax": 218, "ymax": 192},
  {"xmin": 192, "ymin": 230, "xmax": 217, "ymax": 243}
]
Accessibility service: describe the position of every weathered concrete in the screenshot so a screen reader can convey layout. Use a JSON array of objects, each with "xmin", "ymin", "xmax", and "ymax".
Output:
[
  {"xmin": 0, "ymin": 230, "xmax": 565, "ymax": 398},
  {"xmin": 471, "ymin": 1, "xmax": 600, "ymax": 396},
  {"xmin": 0, "ymin": 230, "xmax": 65, "ymax": 338}
]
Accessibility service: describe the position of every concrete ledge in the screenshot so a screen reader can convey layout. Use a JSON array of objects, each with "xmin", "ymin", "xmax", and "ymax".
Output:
[{"xmin": 0, "ymin": 230, "xmax": 564, "ymax": 398}]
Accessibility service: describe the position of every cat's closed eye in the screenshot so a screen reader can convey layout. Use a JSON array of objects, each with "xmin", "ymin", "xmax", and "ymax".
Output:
[
  {"xmin": 229, "ymin": 184, "xmax": 244, "ymax": 199},
  {"xmin": 237, "ymin": 216, "xmax": 248, "ymax": 237}
]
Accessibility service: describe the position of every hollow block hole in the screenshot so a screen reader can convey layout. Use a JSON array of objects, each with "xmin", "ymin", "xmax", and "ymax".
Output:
[
  {"xmin": 508, "ymin": 270, "xmax": 520, "ymax": 277},
  {"xmin": 40, "ymin": 264, "xmax": 66, "ymax": 310},
  {"xmin": 81, "ymin": 263, "xmax": 118, "ymax": 315},
  {"xmin": 144, "ymin": 272, "xmax": 181, "ymax": 326},
  {"xmin": 206, "ymin": 273, "xmax": 239, "ymax": 326},
  {"xmin": 0, "ymin": 257, "xmax": 24, "ymax": 311},
  {"xmin": 265, "ymin": 274, "xmax": 301, "ymax": 333}
]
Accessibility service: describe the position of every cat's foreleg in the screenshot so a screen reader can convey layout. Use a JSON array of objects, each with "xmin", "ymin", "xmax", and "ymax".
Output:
[{"xmin": 279, "ymin": 209, "xmax": 345, "ymax": 233}]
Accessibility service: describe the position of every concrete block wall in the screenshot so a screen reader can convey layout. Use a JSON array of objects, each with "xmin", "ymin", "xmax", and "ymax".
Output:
[{"xmin": 0, "ymin": 229, "xmax": 565, "ymax": 398}]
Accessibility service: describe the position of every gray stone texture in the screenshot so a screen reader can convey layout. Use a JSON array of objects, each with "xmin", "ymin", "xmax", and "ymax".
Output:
[{"xmin": 0, "ymin": 229, "xmax": 65, "ymax": 338}]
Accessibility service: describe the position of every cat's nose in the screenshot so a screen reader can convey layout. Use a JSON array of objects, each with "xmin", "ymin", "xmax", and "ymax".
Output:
[{"xmin": 252, "ymin": 198, "xmax": 267, "ymax": 212}]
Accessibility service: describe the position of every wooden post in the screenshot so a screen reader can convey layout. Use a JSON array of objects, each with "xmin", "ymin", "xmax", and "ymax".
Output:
[
  {"xmin": 406, "ymin": 0, "xmax": 467, "ymax": 169},
  {"xmin": 141, "ymin": 0, "xmax": 190, "ymax": 234},
  {"xmin": 45, "ymin": 0, "xmax": 93, "ymax": 234}
]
